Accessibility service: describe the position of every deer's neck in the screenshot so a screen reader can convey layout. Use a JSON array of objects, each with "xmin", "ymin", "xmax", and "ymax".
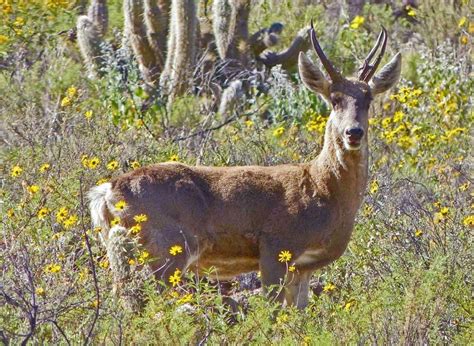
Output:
[{"xmin": 311, "ymin": 119, "xmax": 369, "ymax": 207}]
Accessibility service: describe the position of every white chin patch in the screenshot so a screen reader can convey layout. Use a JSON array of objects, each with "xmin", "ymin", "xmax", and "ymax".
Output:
[{"xmin": 344, "ymin": 140, "xmax": 361, "ymax": 151}]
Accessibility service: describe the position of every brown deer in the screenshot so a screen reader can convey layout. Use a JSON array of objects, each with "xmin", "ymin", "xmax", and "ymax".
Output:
[{"xmin": 89, "ymin": 23, "xmax": 401, "ymax": 309}]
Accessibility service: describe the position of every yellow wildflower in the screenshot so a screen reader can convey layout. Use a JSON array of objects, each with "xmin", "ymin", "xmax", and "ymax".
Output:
[
  {"xmin": 169, "ymin": 268, "xmax": 182, "ymax": 287},
  {"xmin": 7, "ymin": 208, "xmax": 15, "ymax": 218},
  {"xmin": 81, "ymin": 155, "xmax": 89, "ymax": 168},
  {"xmin": 415, "ymin": 229, "xmax": 423, "ymax": 237},
  {"xmin": 106, "ymin": 160, "xmax": 119, "ymax": 170},
  {"xmin": 369, "ymin": 180, "xmax": 379, "ymax": 194},
  {"xmin": 99, "ymin": 259, "xmax": 109, "ymax": 269},
  {"xmin": 84, "ymin": 110, "xmax": 93, "ymax": 120},
  {"xmin": 133, "ymin": 214, "xmax": 148, "ymax": 223},
  {"xmin": 0, "ymin": 34, "xmax": 9, "ymax": 45},
  {"xmin": 139, "ymin": 250, "xmax": 150, "ymax": 264},
  {"xmin": 278, "ymin": 250, "xmax": 292, "ymax": 263},
  {"xmin": 130, "ymin": 161, "xmax": 141, "ymax": 169},
  {"xmin": 288, "ymin": 265, "xmax": 296, "ymax": 272},
  {"xmin": 128, "ymin": 258, "xmax": 136, "ymax": 265},
  {"xmin": 130, "ymin": 224, "xmax": 141, "ymax": 234},
  {"xmin": 273, "ymin": 126, "xmax": 285, "ymax": 138},
  {"xmin": 245, "ymin": 119, "xmax": 254, "ymax": 127},
  {"xmin": 56, "ymin": 207, "xmax": 69, "ymax": 222},
  {"xmin": 115, "ymin": 200, "xmax": 127, "ymax": 211},
  {"xmin": 458, "ymin": 17, "xmax": 467, "ymax": 28},
  {"xmin": 350, "ymin": 15, "xmax": 365, "ymax": 29},
  {"xmin": 460, "ymin": 34, "xmax": 468, "ymax": 45},
  {"xmin": 96, "ymin": 178, "xmax": 108, "ymax": 185},
  {"xmin": 60, "ymin": 96, "xmax": 71, "ymax": 108},
  {"xmin": 344, "ymin": 300, "xmax": 355, "ymax": 311},
  {"xmin": 39, "ymin": 163, "xmax": 50, "ymax": 173},
  {"xmin": 323, "ymin": 282, "xmax": 336, "ymax": 292},
  {"xmin": 111, "ymin": 217, "xmax": 120, "ymax": 226},
  {"xmin": 177, "ymin": 293, "xmax": 193, "ymax": 305},
  {"xmin": 406, "ymin": 6, "xmax": 416, "ymax": 17},
  {"xmin": 67, "ymin": 86, "xmax": 77, "ymax": 98},
  {"xmin": 463, "ymin": 215, "xmax": 474, "ymax": 227},
  {"xmin": 169, "ymin": 245, "xmax": 183, "ymax": 256},
  {"xmin": 35, "ymin": 287, "xmax": 45, "ymax": 296},
  {"xmin": 11, "ymin": 165, "xmax": 23, "ymax": 178},
  {"xmin": 276, "ymin": 313, "xmax": 289, "ymax": 324},
  {"xmin": 169, "ymin": 154, "xmax": 179, "ymax": 162},
  {"xmin": 87, "ymin": 157, "xmax": 100, "ymax": 169},
  {"xmin": 27, "ymin": 185, "xmax": 40, "ymax": 194},
  {"xmin": 63, "ymin": 215, "xmax": 78, "ymax": 229},
  {"xmin": 44, "ymin": 264, "xmax": 61, "ymax": 274},
  {"xmin": 37, "ymin": 207, "xmax": 50, "ymax": 219}
]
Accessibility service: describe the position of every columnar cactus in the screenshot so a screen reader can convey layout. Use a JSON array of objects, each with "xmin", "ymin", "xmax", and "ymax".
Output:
[
  {"xmin": 87, "ymin": 0, "xmax": 108, "ymax": 36},
  {"xmin": 77, "ymin": 15, "xmax": 105, "ymax": 78},
  {"xmin": 123, "ymin": 0, "xmax": 160, "ymax": 86},
  {"xmin": 160, "ymin": 0, "xmax": 198, "ymax": 102},
  {"xmin": 143, "ymin": 0, "xmax": 170, "ymax": 70}
]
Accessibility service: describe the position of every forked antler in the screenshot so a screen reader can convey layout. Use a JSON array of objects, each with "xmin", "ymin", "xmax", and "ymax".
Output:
[
  {"xmin": 358, "ymin": 27, "xmax": 387, "ymax": 82},
  {"xmin": 310, "ymin": 20, "xmax": 342, "ymax": 81}
]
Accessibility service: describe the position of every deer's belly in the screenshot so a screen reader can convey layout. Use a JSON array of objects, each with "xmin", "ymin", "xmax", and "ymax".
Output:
[{"xmin": 196, "ymin": 255, "xmax": 260, "ymax": 280}]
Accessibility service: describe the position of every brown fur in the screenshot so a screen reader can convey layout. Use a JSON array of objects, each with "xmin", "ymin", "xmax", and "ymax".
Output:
[{"xmin": 90, "ymin": 34, "xmax": 401, "ymax": 309}]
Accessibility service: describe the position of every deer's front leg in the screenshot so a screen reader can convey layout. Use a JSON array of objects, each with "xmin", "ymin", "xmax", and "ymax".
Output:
[
  {"xmin": 284, "ymin": 270, "xmax": 311, "ymax": 309},
  {"xmin": 258, "ymin": 240, "xmax": 288, "ymax": 305}
]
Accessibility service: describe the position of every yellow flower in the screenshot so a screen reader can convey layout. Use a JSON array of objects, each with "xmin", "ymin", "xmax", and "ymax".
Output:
[
  {"xmin": 169, "ymin": 268, "xmax": 182, "ymax": 287},
  {"xmin": 406, "ymin": 6, "xmax": 416, "ymax": 17},
  {"xmin": 133, "ymin": 214, "xmax": 148, "ymax": 223},
  {"xmin": 37, "ymin": 207, "xmax": 50, "ymax": 219},
  {"xmin": 138, "ymin": 250, "xmax": 150, "ymax": 264},
  {"xmin": 60, "ymin": 96, "xmax": 71, "ymax": 108},
  {"xmin": 393, "ymin": 111, "xmax": 404, "ymax": 123},
  {"xmin": 169, "ymin": 154, "xmax": 179, "ymax": 162},
  {"xmin": 7, "ymin": 208, "xmax": 15, "ymax": 218},
  {"xmin": 84, "ymin": 110, "xmax": 93, "ymax": 120},
  {"xmin": 440, "ymin": 207, "xmax": 449, "ymax": 216},
  {"xmin": 93, "ymin": 226, "xmax": 102, "ymax": 233},
  {"xmin": 245, "ymin": 119, "xmax": 254, "ymax": 127},
  {"xmin": 278, "ymin": 250, "xmax": 292, "ymax": 263},
  {"xmin": 458, "ymin": 17, "xmax": 467, "ymax": 28},
  {"xmin": 350, "ymin": 15, "xmax": 365, "ymax": 29},
  {"xmin": 67, "ymin": 86, "xmax": 77, "ymax": 98},
  {"xmin": 11, "ymin": 165, "xmax": 23, "ymax": 178},
  {"xmin": 106, "ymin": 160, "xmax": 119, "ymax": 170},
  {"xmin": 114, "ymin": 200, "xmax": 127, "ymax": 211},
  {"xmin": 273, "ymin": 126, "xmax": 285, "ymax": 138},
  {"xmin": 288, "ymin": 265, "xmax": 296, "ymax": 272},
  {"xmin": 128, "ymin": 258, "xmax": 136, "ymax": 265},
  {"xmin": 130, "ymin": 161, "xmax": 141, "ymax": 169},
  {"xmin": 463, "ymin": 215, "xmax": 474, "ymax": 227},
  {"xmin": 169, "ymin": 245, "xmax": 183, "ymax": 256},
  {"xmin": 35, "ymin": 287, "xmax": 46, "ymax": 296},
  {"xmin": 13, "ymin": 17, "xmax": 25, "ymax": 27},
  {"xmin": 415, "ymin": 229, "xmax": 423, "ymax": 237},
  {"xmin": 177, "ymin": 293, "xmax": 193, "ymax": 305},
  {"xmin": 56, "ymin": 207, "xmax": 69, "ymax": 222},
  {"xmin": 130, "ymin": 224, "xmax": 142, "ymax": 234},
  {"xmin": 323, "ymin": 282, "xmax": 336, "ymax": 292},
  {"xmin": 344, "ymin": 300, "xmax": 355, "ymax": 311},
  {"xmin": 111, "ymin": 217, "xmax": 120, "ymax": 226},
  {"xmin": 87, "ymin": 157, "xmax": 100, "ymax": 169},
  {"xmin": 369, "ymin": 180, "xmax": 379, "ymax": 194},
  {"xmin": 96, "ymin": 178, "xmax": 109, "ymax": 185},
  {"xmin": 63, "ymin": 215, "xmax": 78, "ymax": 229},
  {"xmin": 44, "ymin": 264, "xmax": 61, "ymax": 274},
  {"xmin": 27, "ymin": 185, "xmax": 40, "ymax": 194},
  {"xmin": 460, "ymin": 34, "xmax": 468, "ymax": 45},
  {"xmin": 39, "ymin": 163, "xmax": 50, "ymax": 173},
  {"xmin": 99, "ymin": 259, "xmax": 109, "ymax": 269},
  {"xmin": 276, "ymin": 313, "xmax": 289, "ymax": 324},
  {"xmin": 81, "ymin": 155, "xmax": 89, "ymax": 168},
  {"xmin": 0, "ymin": 34, "xmax": 9, "ymax": 45}
]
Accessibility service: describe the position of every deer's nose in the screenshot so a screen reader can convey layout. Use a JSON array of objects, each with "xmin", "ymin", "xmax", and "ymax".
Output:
[{"xmin": 345, "ymin": 127, "xmax": 364, "ymax": 140}]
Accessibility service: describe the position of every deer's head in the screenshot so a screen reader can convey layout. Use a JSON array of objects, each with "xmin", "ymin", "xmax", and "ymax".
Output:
[{"xmin": 298, "ymin": 24, "xmax": 401, "ymax": 151}]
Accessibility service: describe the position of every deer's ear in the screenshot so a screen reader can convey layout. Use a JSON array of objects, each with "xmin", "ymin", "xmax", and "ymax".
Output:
[
  {"xmin": 298, "ymin": 52, "xmax": 330, "ymax": 98},
  {"xmin": 369, "ymin": 53, "xmax": 402, "ymax": 95}
]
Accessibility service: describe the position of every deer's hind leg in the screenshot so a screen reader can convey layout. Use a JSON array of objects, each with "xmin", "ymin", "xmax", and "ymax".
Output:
[{"xmin": 284, "ymin": 271, "xmax": 311, "ymax": 309}]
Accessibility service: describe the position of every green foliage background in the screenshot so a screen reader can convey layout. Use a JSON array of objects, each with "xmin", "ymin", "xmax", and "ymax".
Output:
[{"xmin": 1, "ymin": 0, "xmax": 472, "ymax": 344}]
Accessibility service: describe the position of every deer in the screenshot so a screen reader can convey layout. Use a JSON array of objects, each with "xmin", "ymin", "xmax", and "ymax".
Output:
[{"xmin": 89, "ymin": 23, "xmax": 401, "ymax": 310}]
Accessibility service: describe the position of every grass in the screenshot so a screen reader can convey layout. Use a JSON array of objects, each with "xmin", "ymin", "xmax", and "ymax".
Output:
[{"xmin": 1, "ymin": 0, "xmax": 472, "ymax": 344}]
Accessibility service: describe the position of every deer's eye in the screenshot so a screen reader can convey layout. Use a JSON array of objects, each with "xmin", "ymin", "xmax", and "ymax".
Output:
[{"xmin": 331, "ymin": 95, "xmax": 343, "ymax": 108}]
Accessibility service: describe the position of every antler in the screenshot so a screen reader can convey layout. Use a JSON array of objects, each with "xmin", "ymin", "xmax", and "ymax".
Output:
[
  {"xmin": 310, "ymin": 20, "xmax": 342, "ymax": 81},
  {"xmin": 358, "ymin": 27, "xmax": 388, "ymax": 82}
]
